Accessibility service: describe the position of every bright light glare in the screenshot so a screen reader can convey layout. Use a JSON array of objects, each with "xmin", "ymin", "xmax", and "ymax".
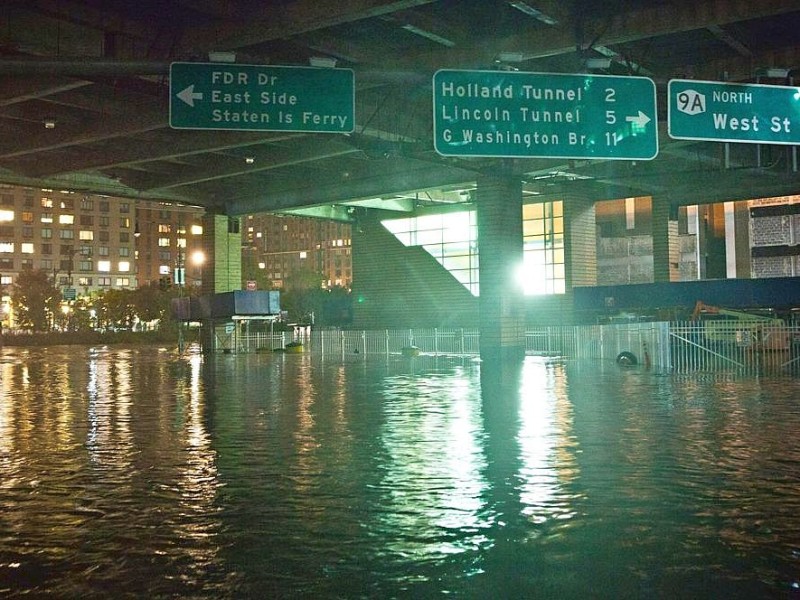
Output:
[
  {"xmin": 190, "ymin": 250, "xmax": 206, "ymax": 266},
  {"xmin": 514, "ymin": 260, "xmax": 544, "ymax": 295}
]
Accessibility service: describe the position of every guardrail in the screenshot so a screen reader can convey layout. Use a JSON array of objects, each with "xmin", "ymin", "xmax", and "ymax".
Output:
[{"xmin": 214, "ymin": 323, "xmax": 800, "ymax": 376}]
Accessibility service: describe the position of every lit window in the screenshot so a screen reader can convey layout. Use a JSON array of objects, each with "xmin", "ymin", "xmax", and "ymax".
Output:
[
  {"xmin": 118, "ymin": 261, "xmax": 130, "ymax": 272},
  {"xmin": 521, "ymin": 200, "xmax": 565, "ymax": 295},
  {"xmin": 79, "ymin": 230, "xmax": 94, "ymax": 241},
  {"xmin": 98, "ymin": 260, "xmax": 111, "ymax": 272},
  {"xmin": 116, "ymin": 278, "xmax": 130, "ymax": 287},
  {"xmin": 625, "ymin": 197, "xmax": 636, "ymax": 230},
  {"xmin": 177, "ymin": 237, "xmax": 186, "ymax": 248},
  {"xmin": 158, "ymin": 224, "xmax": 172, "ymax": 233},
  {"xmin": 0, "ymin": 210, "xmax": 13, "ymax": 222},
  {"xmin": 299, "ymin": 251, "xmax": 307, "ymax": 259},
  {"xmin": 0, "ymin": 242, "xmax": 13, "ymax": 253},
  {"xmin": 158, "ymin": 238, "xmax": 170, "ymax": 247},
  {"xmin": 41, "ymin": 213, "xmax": 53, "ymax": 223},
  {"xmin": 190, "ymin": 225, "xmax": 203, "ymax": 235},
  {"xmin": 159, "ymin": 265, "xmax": 171, "ymax": 275},
  {"xmin": 59, "ymin": 214, "xmax": 74, "ymax": 225},
  {"xmin": 21, "ymin": 243, "xmax": 34, "ymax": 254},
  {"xmin": 41, "ymin": 197, "xmax": 53, "ymax": 208},
  {"xmin": 382, "ymin": 209, "xmax": 479, "ymax": 296}
]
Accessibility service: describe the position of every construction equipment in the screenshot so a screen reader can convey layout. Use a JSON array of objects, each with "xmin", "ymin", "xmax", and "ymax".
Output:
[{"xmin": 691, "ymin": 301, "xmax": 788, "ymax": 350}]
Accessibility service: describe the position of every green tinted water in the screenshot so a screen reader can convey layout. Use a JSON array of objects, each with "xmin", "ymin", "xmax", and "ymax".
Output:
[{"xmin": 0, "ymin": 346, "xmax": 798, "ymax": 598}]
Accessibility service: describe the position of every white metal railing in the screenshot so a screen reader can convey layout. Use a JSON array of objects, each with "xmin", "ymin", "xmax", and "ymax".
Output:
[
  {"xmin": 203, "ymin": 322, "xmax": 800, "ymax": 376},
  {"xmin": 309, "ymin": 328, "xmax": 480, "ymax": 358},
  {"xmin": 668, "ymin": 321, "xmax": 800, "ymax": 375}
]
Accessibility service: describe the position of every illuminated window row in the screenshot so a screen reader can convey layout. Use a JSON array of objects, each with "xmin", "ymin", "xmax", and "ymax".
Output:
[
  {"xmin": 382, "ymin": 201, "xmax": 565, "ymax": 296},
  {"xmin": 383, "ymin": 210, "xmax": 479, "ymax": 295},
  {"xmin": 522, "ymin": 201, "xmax": 565, "ymax": 295}
]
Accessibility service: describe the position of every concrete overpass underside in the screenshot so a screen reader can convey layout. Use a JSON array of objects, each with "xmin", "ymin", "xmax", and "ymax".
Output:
[{"xmin": 1, "ymin": 1, "xmax": 799, "ymax": 216}]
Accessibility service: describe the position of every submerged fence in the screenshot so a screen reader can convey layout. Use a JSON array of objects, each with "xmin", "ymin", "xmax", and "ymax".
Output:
[{"xmin": 210, "ymin": 322, "xmax": 800, "ymax": 376}]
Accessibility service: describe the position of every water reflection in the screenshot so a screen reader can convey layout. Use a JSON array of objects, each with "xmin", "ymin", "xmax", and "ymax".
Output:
[
  {"xmin": 376, "ymin": 366, "xmax": 490, "ymax": 562},
  {"xmin": 0, "ymin": 348, "xmax": 798, "ymax": 598},
  {"xmin": 0, "ymin": 346, "xmax": 225, "ymax": 596},
  {"xmin": 516, "ymin": 359, "xmax": 580, "ymax": 526}
]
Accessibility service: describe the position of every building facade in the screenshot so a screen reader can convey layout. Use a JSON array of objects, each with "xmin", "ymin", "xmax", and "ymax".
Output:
[
  {"xmin": 0, "ymin": 185, "xmax": 137, "ymax": 295},
  {"xmin": 134, "ymin": 201, "xmax": 206, "ymax": 290},
  {"xmin": 243, "ymin": 213, "xmax": 352, "ymax": 290}
]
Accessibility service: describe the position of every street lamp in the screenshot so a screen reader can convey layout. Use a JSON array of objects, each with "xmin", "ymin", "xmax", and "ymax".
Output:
[
  {"xmin": 190, "ymin": 250, "xmax": 206, "ymax": 267},
  {"xmin": 190, "ymin": 250, "xmax": 206, "ymax": 289}
]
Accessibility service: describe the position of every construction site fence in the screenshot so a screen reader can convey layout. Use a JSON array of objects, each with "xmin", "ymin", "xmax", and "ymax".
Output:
[{"xmin": 210, "ymin": 323, "xmax": 800, "ymax": 376}]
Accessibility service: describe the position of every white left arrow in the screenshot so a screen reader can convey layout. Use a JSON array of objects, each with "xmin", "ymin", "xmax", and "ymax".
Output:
[
  {"xmin": 177, "ymin": 85, "xmax": 203, "ymax": 107},
  {"xmin": 625, "ymin": 111, "xmax": 651, "ymax": 128}
]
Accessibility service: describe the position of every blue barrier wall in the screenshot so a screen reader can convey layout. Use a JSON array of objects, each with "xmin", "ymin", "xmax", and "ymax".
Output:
[{"xmin": 574, "ymin": 277, "xmax": 800, "ymax": 319}]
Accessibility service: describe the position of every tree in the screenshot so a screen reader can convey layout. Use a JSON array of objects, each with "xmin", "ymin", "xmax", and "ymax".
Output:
[
  {"xmin": 94, "ymin": 288, "xmax": 136, "ymax": 331},
  {"xmin": 281, "ymin": 267, "xmax": 325, "ymax": 324},
  {"xmin": 132, "ymin": 281, "xmax": 172, "ymax": 328},
  {"xmin": 11, "ymin": 267, "xmax": 60, "ymax": 332},
  {"xmin": 56, "ymin": 296, "xmax": 94, "ymax": 332}
]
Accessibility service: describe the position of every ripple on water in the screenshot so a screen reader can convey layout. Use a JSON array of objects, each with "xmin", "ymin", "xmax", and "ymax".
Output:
[{"xmin": 0, "ymin": 349, "xmax": 799, "ymax": 598}]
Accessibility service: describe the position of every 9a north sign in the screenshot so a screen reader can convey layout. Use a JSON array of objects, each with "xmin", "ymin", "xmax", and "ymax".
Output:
[{"xmin": 668, "ymin": 79, "xmax": 800, "ymax": 144}]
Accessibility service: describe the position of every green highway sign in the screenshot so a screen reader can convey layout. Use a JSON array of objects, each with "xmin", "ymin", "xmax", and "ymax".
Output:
[
  {"xmin": 169, "ymin": 62, "xmax": 355, "ymax": 133},
  {"xmin": 432, "ymin": 69, "xmax": 658, "ymax": 160},
  {"xmin": 668, "ymin": 79, "xmax": 800, "ymax": 144}
]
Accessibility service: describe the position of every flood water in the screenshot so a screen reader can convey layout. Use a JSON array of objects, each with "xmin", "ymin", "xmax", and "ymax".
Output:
[{"xmin": 0, "ymin": 345, "xmax": 799, "ymax": 599}]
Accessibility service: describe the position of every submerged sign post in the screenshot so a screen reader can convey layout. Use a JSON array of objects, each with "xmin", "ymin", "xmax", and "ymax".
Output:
[
  {"xmin": 169, "ymin": 62, "xmax": 355, "ymax": 133},
  {"xmin": 433, "ymin": 69, "xmax": 658, "ymax": 160},
  {"xmin": 668, "ymin": 79, "xmax": 800, "ymax": 144}
]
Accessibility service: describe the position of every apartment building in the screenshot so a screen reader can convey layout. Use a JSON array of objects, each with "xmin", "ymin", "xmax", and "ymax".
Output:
[
  {"xmin": 134, "ymin": 201, "xmax": 206, "ymax": 289},
  {"xmin": 243, "ymin": 213, "xmax": 353, "ymax": 290},
  {"xmin": 0, "ymin": 185, "xmax": 137, "ymax": 296}
]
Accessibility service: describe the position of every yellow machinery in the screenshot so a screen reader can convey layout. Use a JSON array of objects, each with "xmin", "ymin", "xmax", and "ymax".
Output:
[{"xmin": 691, "ymin": 301, "xmax": 789, "ymax": 350}]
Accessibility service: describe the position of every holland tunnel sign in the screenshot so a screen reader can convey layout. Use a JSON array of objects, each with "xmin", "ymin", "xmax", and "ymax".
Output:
[
  {"xmin": 433, "ymin": 69, "xmax": 658, "ymax": 160},
  {"xmin": 169, "ymin": 62, "xmax": 355, "ymax": 133}
]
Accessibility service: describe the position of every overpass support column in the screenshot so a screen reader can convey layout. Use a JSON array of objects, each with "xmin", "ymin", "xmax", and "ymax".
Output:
[
  {"xmin": 477, "ymin": 174, "xmax": 525, "ymax": 362},
  {"xmin": 651, "ymin": 197, "xmax": 677, "ymax": 283},
  {"xmin": 564, "ymin": 192, "xmax": 597, "ymax": 289},
  {"xmin": 562, "ymin": 192, "xmax": 597, "ymax": 323},
  {"xmin": 200, "ymin": 214, "xmax": 242, "ymax": 294}
]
